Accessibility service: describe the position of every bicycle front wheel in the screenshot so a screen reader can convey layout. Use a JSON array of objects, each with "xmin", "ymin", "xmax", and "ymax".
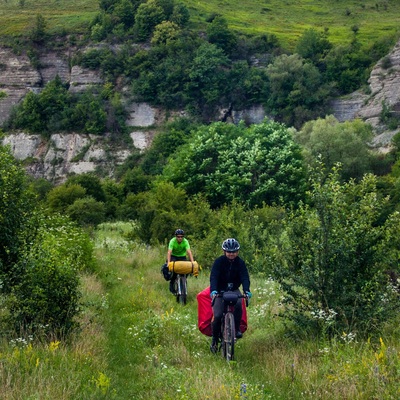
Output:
[
  {"xmin": 222, "ymin": 312, "xmax": 235, "ymax": 361},
  {"xmin": 176, "ymin": 275, "xmax": 187, "ymax": 305}
]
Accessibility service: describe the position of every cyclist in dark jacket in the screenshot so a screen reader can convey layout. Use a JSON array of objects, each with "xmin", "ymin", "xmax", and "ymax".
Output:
[{"xmin": 209, "ymin": 238, "xmax": 251, "ymax": 353}]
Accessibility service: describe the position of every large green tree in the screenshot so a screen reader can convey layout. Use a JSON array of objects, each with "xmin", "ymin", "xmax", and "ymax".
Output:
[
  {"xmin": 185, "ymin": 42, "xmax": 231, "ymax": 120},
  {"xmin": 134, "ymin": 0, "xmax": 165, "ymax": 41},
  {"xmin": 162, "ymin": 120, "xmax": 306, "ymax": 208},
  {"xmin": 295, "ymin": 115, "xmax": 375, "ymax": 181},
  {"xmin": 266, "ymin": 54, "xmax": 333, "ymax": 129},
  {"xmin": 295, "ymin": 28, "xmax": 332, "ymax": 66}
]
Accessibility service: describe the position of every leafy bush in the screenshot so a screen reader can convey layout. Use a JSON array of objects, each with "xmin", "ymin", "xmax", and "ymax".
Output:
[
  {"xmin": 8, "ymin": 78, "xmax": 116, "ymax": 136},
  {"xmin": 140, "ymin": 118, "xmax": 198, "ymax": 175},
  {"xmin": 67, "ymin": 197, "xmax": 107, "ymax": 227},
  {"xmin": 46, "ymin": 183, "xmax": 87, "ymax": 213},
  {"xmin": 0, "ymin": 145, "xmax": 36, "ymax": 292},
  {"xmin": 188, "ymin": 200, "xmax": 285, "ymax": 271},
  {"xmin": 272, "ymin": 164, "xmax": 400, "ymax": 336},
  {"xmin": 323, "ymin": 42, "xmax": 372, "ymax": 95},
  {"xmin": 9, "ymin": 214, "xmax": 94, "ymax": 335}
]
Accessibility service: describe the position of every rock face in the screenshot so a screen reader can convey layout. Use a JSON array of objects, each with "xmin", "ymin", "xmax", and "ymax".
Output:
[
  {"xmin": 330, "ymin": 39, "xmax": 400, "ymax": 150},
  {"xmin": 0, "ymin": 47, "xmax": 42, "ymax": 124},
  {"xmin": 1, "ymin": 38, "xmax": 400, "ymax": 182},
  {"xmin": 2, "ymin": 132, "xmax": 130, "ymax": 184}
]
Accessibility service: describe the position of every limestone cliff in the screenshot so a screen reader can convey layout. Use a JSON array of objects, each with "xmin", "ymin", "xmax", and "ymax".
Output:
[{"xmin": 1, "ymin": 38, "xmax": 400, "ymax": 183}]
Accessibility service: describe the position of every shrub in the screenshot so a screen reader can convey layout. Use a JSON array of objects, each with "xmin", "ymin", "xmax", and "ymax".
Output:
[
  {"xmin": 272, "ymin": 164, "xmax": 400, "ymax": 336},
  {"xmin": 0, "ymin": 145, "xmax": 36, "ymax": 292},
  {"xmin": 9, "ymin": 214, "xmax": 94, "ymax": 336},
  {"xmin": 67, "ymin": 197, "xmax": 107, "ymax": 227}
]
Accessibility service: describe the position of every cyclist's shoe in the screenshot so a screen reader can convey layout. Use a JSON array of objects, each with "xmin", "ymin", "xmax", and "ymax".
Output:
[
  {"xmin": 235, "ymin": 330, "xmax": 243, "ymax": 339},
  {"xmin": 210, "ymin": 337, "xmax": 218, "ymax": 354},
  {"xmin": 169, "ymin": 281, "xmax": 176, "ymax": 294}
]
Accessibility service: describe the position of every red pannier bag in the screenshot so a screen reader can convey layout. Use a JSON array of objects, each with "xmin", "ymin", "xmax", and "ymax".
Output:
[{"xmin": 196, "ymin": 286, "xmax": 248, "ymax": 337}]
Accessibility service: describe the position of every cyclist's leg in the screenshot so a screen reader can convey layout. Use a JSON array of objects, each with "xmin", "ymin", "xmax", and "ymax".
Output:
[
  {"xmin": 233, "ymin": 289, "xmax": 243, "ymax": 338},
  {"xmin": 168, "ymin": 256, "xmax": 186, "ymax": 293},
  {"xmin": 210, "ymin": 297, "xmax": 223, "ymax": 353},
  {"xmin": 169, "ymin": 272, "xmax": 177, "ymax": 293}
]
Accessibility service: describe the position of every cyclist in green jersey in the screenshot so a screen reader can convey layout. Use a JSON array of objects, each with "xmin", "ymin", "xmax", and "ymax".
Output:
[{"xmin": 167, "ymin": 229, "xmax": 194, "ymax": 293}]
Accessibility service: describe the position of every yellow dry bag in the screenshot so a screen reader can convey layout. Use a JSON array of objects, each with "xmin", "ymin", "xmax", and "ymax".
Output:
[{"xmin": 168, "ymin": 261, "xmax": 199, "ymax": 276}]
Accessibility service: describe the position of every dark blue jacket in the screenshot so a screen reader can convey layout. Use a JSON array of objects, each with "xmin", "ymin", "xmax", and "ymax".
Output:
[{"xmin": 210, "ymin": 255, "xmax": 250, "ymax": 293}]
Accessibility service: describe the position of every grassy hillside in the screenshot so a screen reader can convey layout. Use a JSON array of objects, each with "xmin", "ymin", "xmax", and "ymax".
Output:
[
  {"xmin": 0, "ymin": 0, "xmax": 399, "ymax": 50},
  {"xmin": 184, "ymin": 0, "xmax": 400, "ymax": 49},
  {"xmin": 2, "ymin": 222, "xmax": 399, "ymax": 399},
  {"xmin": 0, "ymin": 0, "xmax": 99, "ymax": 36}
]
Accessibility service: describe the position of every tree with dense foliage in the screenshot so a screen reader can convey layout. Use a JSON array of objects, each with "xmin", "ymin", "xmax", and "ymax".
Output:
[
  {"xmin": 139, "ymin": 118, "xmax": 198, "ymax": 175},
  {"xmin": 162, "ymin": 120, "xmax": 306, "ymax": 208},
  {"xmin": 29, "ymin": 14, "xmax": 48, "ymax": 44},
  {"xmin": 10, "ymin": 76, "xmax": 69, "ymax": 135},
  {"xmin": 134, "ymin": 0, "xmax": 165, "ymax": 41},
  {"xmin": 170, "ymin": 2, "xmax": 190, "ymax": 27},
  {"xmin": 66, "ymin": 173, "xmax": 107, "ymax": 203},
  {"xmin": 1, "ymin": 145, "xmax": 94, "ymax": 335},
  {"xmin": 119, "ymin": 181, "xmax": 189, "ymax": 243},
  {"xmin": 151, "ymin": 20, "xmax": 181, "ymax": 45},
  {"xmin": 186, "ymin": 42, "xmax": 231, "ymax": 119},
  {"xmin": 9, "ymin": 77, "xmax": 114, "ymax": 136},
  {"xmin": 266, "ymin": 54, "xmax": 333, "ymax": 129},
  {"xmin": 295, "ymin": 115, "xmax": 375, "ymax": 181},
  {"xmin": 46, "ymin": 183, "xmax": 87, "ymax": 213},
  {"xmin": 113, "ymin": 0, "xmax": 136, "ymax": 30},
  {"xmin": 206, "ymin": 15, "xmax": 238, "ymax": 56},
  {"xmin": 130, "ymin": 33, "xmax": 202, "ymax": 108},
  {"xmin": 273, "ymin": 164, "xmax": 400, "ymax": 335},
  {"xmin": 227, "ymin": 60, "xmax": 269, "ymax": 110},
  {"xmin": 295, "ymin": 28, "xmax": 332, "ymax": 67},
  {"xmin": 323, "ymin": 41, "xmax": 372, "ymax": 94},
  {"xmin": 67, "ymin": 197, "xmax": 106, "ymax": 226}
]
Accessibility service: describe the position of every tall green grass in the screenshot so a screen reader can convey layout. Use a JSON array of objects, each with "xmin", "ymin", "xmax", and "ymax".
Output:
[
  {"xmin": 1, "ymin": 221, "xmax": 400, "ymax": 399},
  {"xmin": 1, "ymin": 0, "xmax": 399, "ymax": 50},
  {"xmin": 0, "ymin": 0, "xmax": 98, "ymax": 36},
  {"xmin": 183, "ymin": 0, "xmax": 400, "ymax": 49}
]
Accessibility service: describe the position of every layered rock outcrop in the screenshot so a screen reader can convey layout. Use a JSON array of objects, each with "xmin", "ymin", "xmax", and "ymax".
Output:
[
  {"xmin": 1, "ymin": 38, "xmax": 400, "ymax": 182},
  {"xmin": 330, "ymin": 39, "xmax": 400, "ymax": 150}
]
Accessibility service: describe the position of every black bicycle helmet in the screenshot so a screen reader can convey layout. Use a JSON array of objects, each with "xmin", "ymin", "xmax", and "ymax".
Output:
[
  {"xmin": 222, "ymin": 238, "xmax": 240, "ymax": 252},
  {"xmin": 175, "ymin": 229, "xmax": 185, "ymax": 236}
]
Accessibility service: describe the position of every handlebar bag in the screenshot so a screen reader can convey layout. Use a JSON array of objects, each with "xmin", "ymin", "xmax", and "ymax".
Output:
[{"xmin": 222, "ymin": 291, "xmax": 239, "ymax": 305}]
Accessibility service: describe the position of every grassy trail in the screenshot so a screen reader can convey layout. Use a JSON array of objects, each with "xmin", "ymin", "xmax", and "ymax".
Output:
[
  {"xmin": 2, "ymin": 222, "xmax": 399, "ymax": 398},
  {"xmin": 93, "ymin": 224, "xmax": 287, "ymax": 399},
  {"xmin": 93, "ymin": 223, "xmax": 400, "ymax": 400}
]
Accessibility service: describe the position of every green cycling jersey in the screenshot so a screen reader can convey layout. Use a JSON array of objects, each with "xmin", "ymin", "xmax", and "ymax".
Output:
[{"xmin": 168, "ymin": 237, "xmax": 191, "ymax": 258}]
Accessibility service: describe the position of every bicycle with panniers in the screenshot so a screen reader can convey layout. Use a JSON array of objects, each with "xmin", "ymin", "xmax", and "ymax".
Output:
[{"xmin": 212, "ymin": 283, "xmax": 249, "ymax": 361}]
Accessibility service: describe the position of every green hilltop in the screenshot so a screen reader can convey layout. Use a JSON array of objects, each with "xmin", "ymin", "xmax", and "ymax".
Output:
[{"xmin": 1, "ymin": 0, "xmax": 399, "ymax": 49}]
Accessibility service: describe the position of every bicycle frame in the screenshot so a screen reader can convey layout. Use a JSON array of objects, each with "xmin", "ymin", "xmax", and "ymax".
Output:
[{"xmin": 212, "ymin": 290, "xmax": 247, "ymax": 361}]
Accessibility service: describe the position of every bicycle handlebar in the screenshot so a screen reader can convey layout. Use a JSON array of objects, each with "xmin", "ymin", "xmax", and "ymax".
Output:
[{"xmin": 211, "ymin": 291, "xmax": 249, "ymax": 307}]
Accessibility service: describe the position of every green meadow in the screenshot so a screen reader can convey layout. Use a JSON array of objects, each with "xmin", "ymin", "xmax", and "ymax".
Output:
[
  {"xmin": 1, "ymin": 0, "xmax": 399, "ymax": 49},
  {"xmin": 2, "ymin": 222, "xmax": 399, "ymax": 399}
]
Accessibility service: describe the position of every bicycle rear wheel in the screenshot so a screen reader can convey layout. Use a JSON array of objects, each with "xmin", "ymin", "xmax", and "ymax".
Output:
[
  {"xmin": 176, "ymin": 275, "xmax": 187, "ymax": 305},
  {"xmin": 222, "ymin": 312, "xmax": 235, "ymax": 361}
]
